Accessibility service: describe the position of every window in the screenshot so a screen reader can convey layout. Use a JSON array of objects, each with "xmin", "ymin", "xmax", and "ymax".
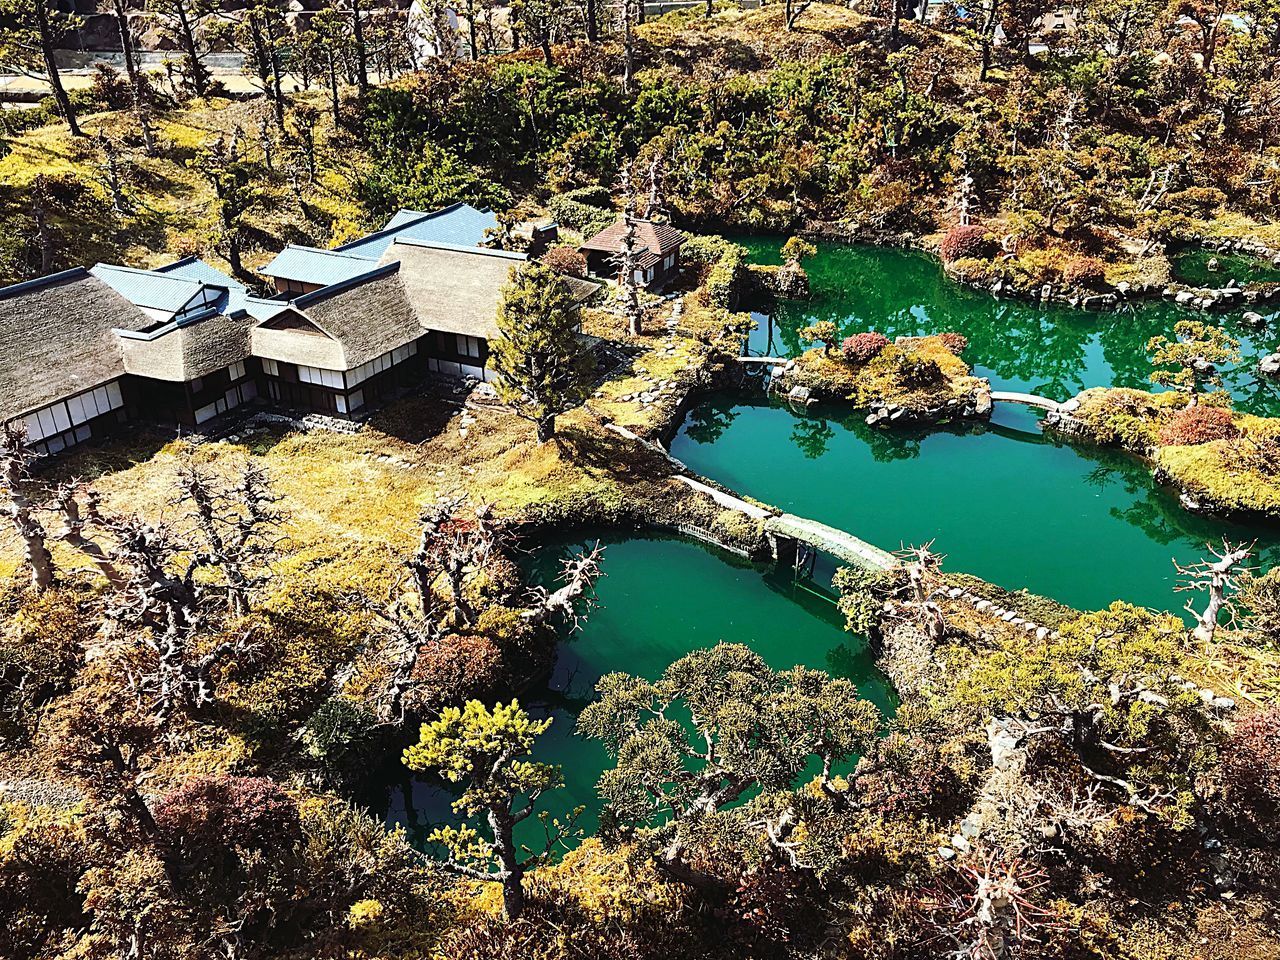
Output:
[
  {"xmin": 348, "ymin": 389, "xmax": 365, "ymax": 412},
  {"xmin": 190, "ymin": 377, "xmax": 204, "ymax": 394},
  {"xmin": 455, "ymin": 335, "xmax": 482, "ymax": 358},
  {"xmin": 229, "ymin": 361, "xmax": 246, "ymax": 381},
  {"xmin": 297, "ymin": 364, "xmax": 343, "ymax": 390},
  {"xmin": 262, "ymin": 358, "xmax": 280, "ymax": 377}
]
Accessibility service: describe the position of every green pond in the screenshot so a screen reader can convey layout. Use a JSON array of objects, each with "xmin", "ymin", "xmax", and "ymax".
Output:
[
  {"xmin": 387, "ymin": 241, "xmax": 1280, "ymax": 851},
  {"xmin": 386, "ymin": 534, "xmax": 893, "ymax": 849},
  {"xmin": 674, "ymin": 239, "xmax": 1280, "ymax": 615}
]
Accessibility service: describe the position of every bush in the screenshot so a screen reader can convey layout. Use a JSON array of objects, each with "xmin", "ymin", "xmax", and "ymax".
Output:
[
  {"xmin": 155, "ymin": 775, "xmax": 300, "ymax": 865},
  {"xmin": 1061, "ymin": 256, "xmax": 1107, "ymax": 289},
  {"xmin": 558, "ymin": 185, "xmax": 612, "ymax": 208},
  {"xmin": 780, "ymin": 236, "xmax": 817, "ymax": 263},
  {"xmin": 302, "ymin": 698, "xmax": 380, "ymax": 781},
  {"xmin": 1237, "ymin": 568, "xmax": 1280, "ymax": 644},
  {"xmin": 540, "ymin": 245, "xmax": 588, "ymax": 278},
  {"xmin": 800, "ymin": 320, "xmax": 839, "ymax": 354},
  {"xmin": 938, "ymin": 332, "xmax": 968, "ymax": 355},
  {"xmin": 892, "ymin": 354, "xmax": 943, "ymax": 389},
  {"xmin": 1216, "ymin": 708, "xmax": 1280, "ymax": 842},
  {"xmin": 841, "ymin": 331, "xmax": 890, "ymax": 364},
  {"xmin": 939, "ymin": 225, "xmax": 992, "ymax": 264},
  {"xmin": 1157, "ymin": 405, "xmax": 1237, "ymax": 446},
  {"xmin": 547, "ymin": 195, "xmax": 616, "ymax": 237}
]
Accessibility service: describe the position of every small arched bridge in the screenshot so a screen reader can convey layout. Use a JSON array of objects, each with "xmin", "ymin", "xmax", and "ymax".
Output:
[{"xmin": 990, "ymin": 390, "xmax": 1061, "ymax": 413}]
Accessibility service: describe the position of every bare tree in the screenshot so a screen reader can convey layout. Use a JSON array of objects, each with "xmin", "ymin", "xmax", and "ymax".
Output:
[
  {"xmin": 1174, "ymin": 540, "xmax": 1253, "ymax": 648},
  {"xmin": 899, "ymin": 541, "xmax": 946, "ymax": 642},
  {"xmin": 614, "ymin": 167, "xmax": 643, "ymax": 337},
  {"xmin": 0, "ymin": 424, "xmax": 55, "ymax": 592}
]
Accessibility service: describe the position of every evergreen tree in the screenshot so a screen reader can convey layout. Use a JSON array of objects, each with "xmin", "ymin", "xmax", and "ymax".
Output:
[{"xmin": 489, "ymin": 262, "xmax": 593, "ymax": 443}]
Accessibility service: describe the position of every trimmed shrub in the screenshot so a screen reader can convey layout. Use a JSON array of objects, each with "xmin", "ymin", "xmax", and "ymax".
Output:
[
  {"xmin": 939, "ymin": 225, "xmax": 991, "ymax": 264},
  {"xmin": 1157, "ymin": 405, "xmax": 1237, "ymax": 446},
  {"xmin": 1061, "ymin": 256, "xmax": 1107, "ymax": 289},
  {"xmin": 841, "ymin": 331, "xmax": 890, "ymax": 364},
  {"xmin": 540, "ymin": 245, "xmax": 588, "ymax": 278},
  {"xmin": 547, "ymin": 196, "xmax": 616, "ymax": 237},
  {"xmin": 938, "ymin": 332, "xmax": 968, "ymax": 355},
  {"xmin": 155, "ymin": 774, "xmax": 300, "ymax": 864},
  {"xmin": 558, "ymin": 185, "xmax": 611, "ymax": 208},
  {"xmin": 800, "ymin": 320, "xmax": 840, "ymax": 355}
]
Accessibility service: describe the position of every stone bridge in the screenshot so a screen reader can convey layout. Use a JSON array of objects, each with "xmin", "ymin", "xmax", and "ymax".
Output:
[{"xmin": 989, "ymin": 390, "xmax": 1061, "ymax": 412}]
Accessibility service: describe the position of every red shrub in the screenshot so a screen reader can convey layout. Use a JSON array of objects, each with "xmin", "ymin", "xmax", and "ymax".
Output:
[
  {"xmin": 938, "ymin": 225, "xmax": 991, "ymax": 264},
  {"xmin": 155, "ymin": 774, "xmax": 299, "ymax": 863},
  {"xmin": 841, "ymin": 331, "xmax": 890, "ymax": 364},
  {"xmin": 540, "ymin": 246, "xmax": 588, "ymax": 278},
  {"xmin": 1217, "ymin": 708, "xmax": 1280, "ymax": 842},
  {"xmin": 938, "ymin": 332, "xmax": 968, "ymax": 355},
  {"xmin": 1157, "ymin": 405, "xmax": 1237, "ymax": 446},
  {"xmin": 1061, "ymin": 256, "xmax": 1107, "ymax": 289}
]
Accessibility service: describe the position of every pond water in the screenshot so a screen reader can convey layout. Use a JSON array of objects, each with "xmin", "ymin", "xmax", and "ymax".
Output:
[
  {"xmin": 386, "ymin": 535, "xmax": 894, "ymax": 851},
  {"xmin": 386, "ymin": 240, "xmax": 1280, "ymax": 853},
  {"xmin": 671, "ymin": 239, "xmax": 1280, "ymax": 615},
  {"xmin": 737, "ymin": 238, "xmax": 1280, "ymax": 417}
]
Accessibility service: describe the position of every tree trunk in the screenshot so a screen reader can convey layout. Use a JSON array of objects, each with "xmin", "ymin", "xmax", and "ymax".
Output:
[
  {"xmin": 489, "ymin": 809, "xmax": 526, "ymax": 921},
  {"xmin": 32, "ymin": 195, "xmax": 55, "ymax": 274},
  {"xmin": 350, "ymin": 0, "xmax": 370, "ymax": 95},
  {"xmin": 174, "ymin": 0, "xmax": 210, "ymax": 98},
  {"xmin": 586, "ymin": 0, "xmax": 598, "ymax": 39},
  {"xmin": 536, "ymin": 416, "xmax": 556, "ymax": 443},
  {"xmin": 112, "ymin": 0, "xmax": 140, "ymax": 85},
  {"xmin": 35, "ymin": 0, "xmax": 81, "ymax": 137},
  {"xmin": 327, "ymin": 51, "xmax": 341, "ymax": 120},
  {"xmin": 887, "ymin": 0, "xmax": 900, "ymax": 52},
  {"xmin": 263, "ymin": 10, "xmax": 288, "ymax": 131}
]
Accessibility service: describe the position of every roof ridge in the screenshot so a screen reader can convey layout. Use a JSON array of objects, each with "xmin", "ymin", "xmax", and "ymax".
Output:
[
  {"xmin": 291, "ymin": 261, "xmax": 402, "ymax": 307},
  {"xmin": 386, "ymin": 238, "xmax": 526, "ymax": 261},
  {"xmin": 270, "ymin": 243, "xmax": 378, "ymax": 262},
  {"xmin": 154, "ymin": 255, "xmax": 200, "ymax": 273},
  {"xmin": 0, "ymin": 267, "xmax": 91, "ymax": 301},
  {"xmin": 92, "ymin": 263, "xmax": 206, "ymax": 287},
  {"xmin": 333, "ymin": 202, "xmax": 472, "ymax": 252}
]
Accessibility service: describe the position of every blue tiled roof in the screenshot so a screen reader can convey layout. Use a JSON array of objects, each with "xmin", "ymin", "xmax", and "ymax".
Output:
[
  {"xmin": 155, "ymin": 256, "xmax": 249, "ymax": 314},
  {"xmin": 90, "ymin": 264, "xmax": 210, "ymax": 313},
  {"xmin": 258, "ymin": 245, "xmax": 378, "ymax": 287},
  {"xmin": 336, "ymin": 203, "xmax": 498, "ymax": 260}
]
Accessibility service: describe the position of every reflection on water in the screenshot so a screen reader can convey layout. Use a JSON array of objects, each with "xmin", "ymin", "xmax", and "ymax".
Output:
[
  {"xmin": 672, "ymin": 393, "xmax": 1280, "ymax": 616},
  {"xmin": 736, "ymin": 238, "xmax": 1280, "ymax": 416},
  {"xmin": 386, "ymin": 535, "xmax": 893, "ymax": 852}
]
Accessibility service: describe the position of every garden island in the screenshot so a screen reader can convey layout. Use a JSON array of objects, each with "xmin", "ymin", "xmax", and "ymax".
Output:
[{"xmin": 1, "ymin": 1, "xmax": 1280, "ymax": 957}]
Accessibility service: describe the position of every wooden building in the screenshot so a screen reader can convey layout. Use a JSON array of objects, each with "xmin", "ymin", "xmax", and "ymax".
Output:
[{"xmin": 579, "ymin": 219, "xmax": 685, "ymax": 290}]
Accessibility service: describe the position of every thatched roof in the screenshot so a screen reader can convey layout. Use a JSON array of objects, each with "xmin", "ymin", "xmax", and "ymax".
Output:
[
  {"xmin": 579, "ymin": 219, "xmax": 685, "ymax": 270},
  {"xmin": 0, "ymin": 269, "xmax": 149, "ymax": 419},
  {"xmin": 252, "ymin": 264, "xmax": 422, "ymax": 370},
  {"xmin": 383, "ymin": 240, "xmax": 597, "ymax": 341}
]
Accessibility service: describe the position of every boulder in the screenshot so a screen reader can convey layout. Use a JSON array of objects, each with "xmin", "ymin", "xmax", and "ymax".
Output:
[{"xmin": 1242, "ymin": 310, "xmax": 1267, "ymax": 328}]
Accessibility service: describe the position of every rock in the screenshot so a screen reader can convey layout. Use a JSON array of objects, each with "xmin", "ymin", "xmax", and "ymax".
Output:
[
  {"xmin": 1207, "ymin": 257, "xmax": 1220, "ymax": 272},
  {"xmin": 1259, "ymin": 353, "xmax": 1280, "ymax": 378},
  {"xmin": 938, "ymin": 846, "xmax": 956, "ymax": 860},
  {"xmin": 974, "ymin": 385, "xmax": 993, "ymax": 417},
  {"xmin": 1242, "ymin": 310, "xmax": 1267, "ymax": 328},
  {"xmin": 1175, "ymin": 291, "xmax": 1196, "ymax": 305},
  {"xmin": 1035, "ymin": 626, "xmax": 1050, "ymax": 642},
  {"xmin": 1212, "ymin": 697, "xmax": 1236, "ymax": 711},
  {"xmin": 1200, "ymin": 688, "xmax": 1216, "ymax": 704},
  {"xmin": 948, "ymin": 588, "xmax": 964, "ymax": 599},
  {"xmin": 950, "ymin": 834, "xmax": 972, "ymax": 853},
  {"xmin": 1060, "ymin": 397, "xmax": 1081, "ymax": 413},
  {"xmin": 1001, "ymin": 611, "xmax": 1017, "ymax": 622},
  {"xmin": 974, "ymin": 599, "xmax": 991, "ymax": 611},
  {"xmin": 960, "ymin": 818, "xmax": 981, "ymax": 839}
]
